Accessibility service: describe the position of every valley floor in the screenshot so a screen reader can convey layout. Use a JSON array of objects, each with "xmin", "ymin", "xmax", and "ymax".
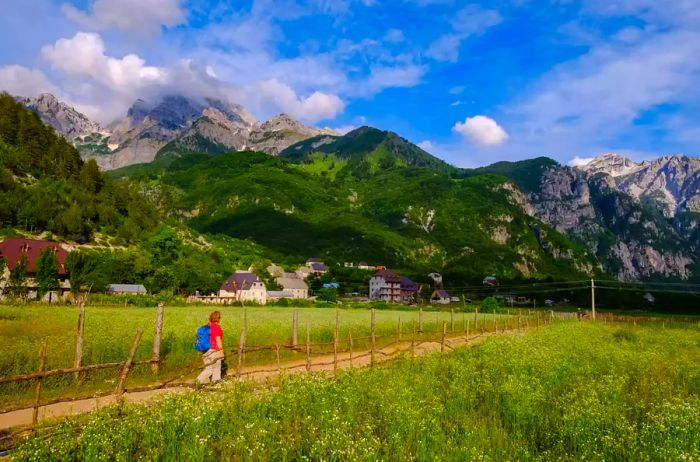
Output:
[{"xmin": 9, "ymin": 320, "xmax": 700, "ymax": 461}]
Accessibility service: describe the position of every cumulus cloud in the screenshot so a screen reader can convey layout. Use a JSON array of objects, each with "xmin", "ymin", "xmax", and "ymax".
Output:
[
  {"xmin": 62, "ymin": 0, "xmax": 185, "ymax": 35},
  {"xmin": 253, "ymin": 79, "xmax": 345, "ymax": 123},
  {"xmin": 453, "ymin": 115, "xmax": 509, "ymax": 146},
  {"xmin": 568, "ymin": 156, "xmax": 595, "ymax": 167},
  {"xmin": 41, "ymin": 32, "xmax": 166, "ymax": 93},
  {"xmin": 0, "ymin": 65, "xmax": 59, "ymax": 97}
]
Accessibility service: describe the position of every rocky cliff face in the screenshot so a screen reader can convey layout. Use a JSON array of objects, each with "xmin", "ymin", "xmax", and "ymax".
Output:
[
  {"xmin": 523, "ymin": 160, "xmax": 697, "ymax": 280},
  {"xmin": 247, "ymin": 114, "xmax": 335, "ymax": 155},
  {"xmin": 17, "ymin": 93, "xmax": 103, "ymax": 140},
  {"xmin": 19, "ymin": 93, "xmax": 336, "ymax": 169},
  {"xmin": 578, "ymin": 153, "xmax": 700, "ymax": 217}
]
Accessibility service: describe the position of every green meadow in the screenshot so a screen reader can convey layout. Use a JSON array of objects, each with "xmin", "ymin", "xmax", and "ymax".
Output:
[
  {"xmin": 0, "ymin": 304, "xmax": 508, "ymax": 408},
  {"xmin": 12, "ymin": 320, "xmax": 700, "ymax": 461}
]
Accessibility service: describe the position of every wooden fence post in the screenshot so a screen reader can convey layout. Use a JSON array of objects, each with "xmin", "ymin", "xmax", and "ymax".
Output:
[
  {"xmin": 370, "ymin": 309, "xmax": 376, "ymax": 367},
  {"xmin": 151, "ymin": 303, "xmax": 164, "ymax": 373},
  {"xmin": 411, "ymin": 320, "xmax": 416, "ymax": 361},
  {"xmin": 275, "ymin": 344, "xmax": 281, "ymax": 373},
  {"xmin": 305, "ymin": 321, "xmax": 311, "ymax": 372},
  {"xmin": 418, "ymin": 308, "xmax": 424, "ymax": 333},
  {"xmin": 291, "ymin": 311, "xmax": 298, "ymax": 349},
  {"xmin": 116, "ymin": 329, "xmax": 143, "ymax": 398},
  {"xmin": 450, "ymin": 309, "xmax": 454, "ymax": 332},
  {"xmin": 73, "ymin": 302, "xmax": 85, "ymax": 381},
  {"xmin": 466, "ymin": 319, "xmax": 470, "ymax": 343},
  {"xmin": 333, "ymin": 309, "xmax": 339, "ymax": 375},
  {"xmin": 441, "ymin": 321, "xmax": 446, "ymax": 352},
  {"xmin": 32, "ymin": 339, "xmax": 48, "ymax": 426},
  {"xmin": 236, "ymin": 329, "xmax": 246, "ymax": 379},
  {"xmin": 348, "ymin": 328, "xmax": 353, "ymax": 367}
]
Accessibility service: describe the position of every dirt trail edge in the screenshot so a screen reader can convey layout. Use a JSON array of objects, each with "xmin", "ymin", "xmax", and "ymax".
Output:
[{"xmin": 0, "ymin": 329, "xmax": 522, "ymax": 431}]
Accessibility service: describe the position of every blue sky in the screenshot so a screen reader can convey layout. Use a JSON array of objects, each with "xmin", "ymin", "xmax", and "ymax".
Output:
[{"xmin": 1, "ymin": 0, "xmax": 699, "ymax": 167}]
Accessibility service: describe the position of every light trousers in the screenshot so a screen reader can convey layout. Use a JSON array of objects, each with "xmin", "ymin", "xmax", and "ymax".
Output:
[{"xmin": 196, "ymin": 349, "xmax": 223, "ymax": 384}]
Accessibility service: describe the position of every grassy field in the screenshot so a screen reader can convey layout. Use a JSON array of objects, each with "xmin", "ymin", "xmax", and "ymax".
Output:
[
  {"xmin": 11, "ymin": 320, "xmax": 700, "ymax": 461},
  {"xmin": 0, "ymin": 304, "xmax": 514, "ymax": 408}
]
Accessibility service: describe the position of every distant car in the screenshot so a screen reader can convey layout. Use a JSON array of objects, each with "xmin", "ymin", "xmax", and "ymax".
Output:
[{"xmin": 450, "ymin": 297, "xmax": 460, "ymax": 302}]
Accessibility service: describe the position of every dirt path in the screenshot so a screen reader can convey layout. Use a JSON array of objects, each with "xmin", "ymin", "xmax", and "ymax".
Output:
[{"xmin": 0, "ymin": 329, "xmax": 518, "ymax": 431}]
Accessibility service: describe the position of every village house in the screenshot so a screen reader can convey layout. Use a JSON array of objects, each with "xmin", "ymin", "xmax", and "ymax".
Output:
[
  {"xmin": 219, "ymin": 271, "xmax": 267, "ymax": 304},
  {"xmin": 431, "ymin": 289, "xmax": 451, "ymax": 305},
  {"xmin": 276, "ymin": 276, "xmax": 309, "ymax": 299},
  {"xmin": 295, "ymin": 266, "xmax": 314, "ymax": 280},
  {"xmin": 267, "ymin": 290, "xmax": 295, "ymax": 300},
  {"xmin": 305, "ymin": 258, "xmax": 328, "ymax": 274},
  {"xmin": 400, "ymin": 277, "xmax": 420, "ymax": 304},
  {"xmin": 369, "ymin": 269, "xmax": 403, "ymax": 303},
  {"xmin": 266, "ymin": 264, "xmax": 285, "ymax": 278},
  {"xmin": 0, "ymin": 238, "xmax": 71, "ymax": 301}
]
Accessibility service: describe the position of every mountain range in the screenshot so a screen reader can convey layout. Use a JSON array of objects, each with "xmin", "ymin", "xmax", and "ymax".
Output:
[
  {"xmin": 10, "ymin": 92, "xmax": 700, "ymax": 283},
  {"xmin": 15, "ymin": 93, "xmax": 335, "ymax": 170}
]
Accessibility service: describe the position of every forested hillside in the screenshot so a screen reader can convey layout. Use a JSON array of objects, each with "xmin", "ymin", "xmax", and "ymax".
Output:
[
  {"xmin": 0, "ymin": 93, "xmax": 156, "ymax": 242},
  {"xmin": 113, "ymin": 145, "xmax": 600, "ymax": 284}
]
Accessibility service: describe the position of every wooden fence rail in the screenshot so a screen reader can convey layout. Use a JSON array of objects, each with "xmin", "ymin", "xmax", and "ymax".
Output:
[{"xmin": 0, "ymin": 306, "xmax": 565, "ymax": 434}]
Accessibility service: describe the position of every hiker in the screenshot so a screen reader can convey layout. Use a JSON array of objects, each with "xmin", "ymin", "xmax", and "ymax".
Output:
[{"xmin": 196, "ymin": 311, "xmax": 224, "ymax": 384}]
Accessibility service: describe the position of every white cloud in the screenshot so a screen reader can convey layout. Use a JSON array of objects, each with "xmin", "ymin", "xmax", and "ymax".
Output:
[
  {"xmin": 41, "ymin": 33, "xmax": 166, "ymax": 93},
  {"xmin": 353, "ymin": 64, "xmax": 426, "ymax": 96},
  {"xmin": 62, "ymin": 0, "xmax": 185, "ymax": 35},
  {"xmin": 328, "ymin": 125, "xmax": 357, "ymax": 135},
  {"xmin": 426, "ymin": 5, "xmax": 502, "ymax": 62},
  {"xmin": 511, "ymin": 29, "xmax": 700, "ymax": 155},
  {"xmin": 418, "ymin": 140, "xmax": 436, "ymax": 151},
  {"xmin": 453, "ymin": 115, "xmax": 509, "ymax": 146},
  {"xmin": 0, "ymin": 65, "xmax": 59, "ymax": 97},
  {"xmin": 254, "ymin": 79, "xmax": 344, "ymax": 123},
  {"xmin": 568, "ymin": 156, "xmax": 595, "ymax": 167}
]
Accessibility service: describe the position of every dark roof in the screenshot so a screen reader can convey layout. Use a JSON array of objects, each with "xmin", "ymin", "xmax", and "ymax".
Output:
[
  {"xmin": 310, "ymin": 262, "xmax": 327, "ymax": 271},
  {"xmin": 400, "ymin": 276, "xmax": 418, "ymax": 292},
  {"xmin": 221, "ymin": 271, "xmax": 261, "ymax": 291},
  {"xmin": 109, "ymin": 284, "xmax": 147, "ymax": 294},
  {"xmin": 434, "ymin": 289, "xmax": 450, "ymax": 299},
  {"xmin": 374, "ymin": 269, "xmax": 401, "ymax": 283},
  {"xmin": 0, "ymin": 239, "xmax": 69, "ymax": 275}
]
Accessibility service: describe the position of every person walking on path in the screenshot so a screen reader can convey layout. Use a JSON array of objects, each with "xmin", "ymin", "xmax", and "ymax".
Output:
[{"xmin": 197, "ymin": 311, "xmax": 224, "ymax": 384}]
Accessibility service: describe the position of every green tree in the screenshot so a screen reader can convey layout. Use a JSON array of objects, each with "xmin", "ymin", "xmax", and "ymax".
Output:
[
  {"xmin": 8, "ymin": 253, "xmax": 28, "ymax": 298},
  {"xmin": 36, "ymin": 248, "xmax": 59, "ymax": 301},
  {"xmin": 481, "ymin": 296, "xmax": 499, "ymax": 313},
  {"xmin": 67, "ymin": 251, "xmax": 96, "ymax": 294},
  {"xmin": 79, "ymin": 159, "xmax": 102, "ymax": 193},
  {"xmin": 317, "ymin": 287, "xmax": 338, "ymax": 303},
  {"xmin": 0, "ymin": 255, "xmax": 6, "ymax": 296}
]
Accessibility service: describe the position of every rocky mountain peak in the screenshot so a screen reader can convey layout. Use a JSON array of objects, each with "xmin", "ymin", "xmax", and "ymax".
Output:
[
  {"xmin": 17, "ymin": 93, "xmax": 102, "ymax": 140},
  {"xmin": 577, "ymin": 153, "xmax": 645, "ymax": 177}
]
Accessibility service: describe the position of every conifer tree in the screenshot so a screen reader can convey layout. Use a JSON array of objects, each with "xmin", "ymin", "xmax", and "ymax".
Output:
[{"xmin": 36, "ymin": 248, "xmax": 59, "ymax": 301}]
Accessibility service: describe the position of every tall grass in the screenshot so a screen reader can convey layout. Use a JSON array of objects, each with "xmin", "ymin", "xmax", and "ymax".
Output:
[
  {"xmin": 0, "ymin": 304, "xmax": 506, "ymax": 408},
  {"xmin": 13, "ymin": 321, "xmax": 700, "ymax": 461}
]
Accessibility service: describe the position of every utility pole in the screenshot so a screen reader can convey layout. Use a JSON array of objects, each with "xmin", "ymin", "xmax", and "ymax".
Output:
[{"xmin": 591, "ymin": 279, "xmax": 596, "ymax": 320}]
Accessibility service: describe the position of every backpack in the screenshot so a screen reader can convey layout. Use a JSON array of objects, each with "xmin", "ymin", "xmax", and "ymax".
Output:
[{"xmin": 194, "ymin": 324, "xmax": 211, "ymax": 352}]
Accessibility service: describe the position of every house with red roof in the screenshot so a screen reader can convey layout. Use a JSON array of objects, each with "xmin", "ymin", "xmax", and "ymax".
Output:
[
  {"xmin": 0, "ymin": 238, "xmax": 71, "ymax": 301},
  {"xmin": 369, "ymin": 269, "xmax": 403, "ymax": 303}
]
